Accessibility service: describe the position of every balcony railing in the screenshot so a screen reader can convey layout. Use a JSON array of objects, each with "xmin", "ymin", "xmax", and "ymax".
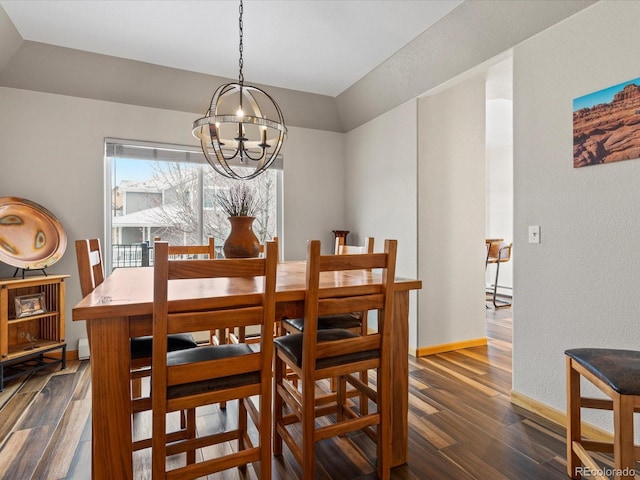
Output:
[
  {"xmin": 112, "ymin": 243, "xmax": 153, "ymax": 269},
  {"xmin": 111, "ymin": 242, "xmax": 225, "ymax": 269}
]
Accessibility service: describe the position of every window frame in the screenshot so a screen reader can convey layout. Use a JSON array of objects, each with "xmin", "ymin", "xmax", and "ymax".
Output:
[{"xmin": 104, "ymin": 138, "xmax": 283, "ymax": 273}]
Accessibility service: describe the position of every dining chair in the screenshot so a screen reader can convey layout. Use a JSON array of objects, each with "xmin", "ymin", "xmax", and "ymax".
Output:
[
  {"xmin": 151, "ymin": 240, "xmax": 277, "ymax": 479},
  {"xmin": 565, "ymin": 348, "xmax": 640, "ymax": 480},
  {"xmin": 74, "ymin": 238, "xmax": 198, "ymax": 409},
  {"xmin": 282, "ymin": 236, "xmax": 374, "ymax": 336},
  {"xmin": 273, "ymin": 238, "xmax": 397, "ymax": 479},
  {"xmin": 281, "ymin": 237, "xmax": 374, "ymax": 409}
]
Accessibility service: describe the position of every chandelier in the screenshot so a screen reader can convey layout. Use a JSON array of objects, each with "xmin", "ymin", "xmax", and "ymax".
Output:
[{"xmin": 192, "ymin": 0, "xmax": 287, "ymax": 180}]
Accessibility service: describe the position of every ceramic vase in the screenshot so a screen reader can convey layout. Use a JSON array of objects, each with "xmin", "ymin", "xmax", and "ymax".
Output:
[{"xmin": 223, "ymin": 216, "xmax": 260, "ymax": 258}]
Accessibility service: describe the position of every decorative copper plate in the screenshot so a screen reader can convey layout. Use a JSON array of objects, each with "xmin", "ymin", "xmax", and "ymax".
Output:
[{"xmin": 0, "ymin": 197, "xmax": 67, "ymax": 269}]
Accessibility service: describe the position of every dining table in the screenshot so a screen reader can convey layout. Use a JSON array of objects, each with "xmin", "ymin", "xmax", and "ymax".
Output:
[{"xmin": 72, "ymin": 260, "xmax": 422, "ymax": 479}]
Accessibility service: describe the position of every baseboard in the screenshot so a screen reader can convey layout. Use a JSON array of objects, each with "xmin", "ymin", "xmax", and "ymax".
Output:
[
  {"xmin": 416, "ymin": 337, "xmax": 487, "ymax": 357},
  {"xmin": 510, "ymin": 390, "xmax": 613, "ymax": 442}
]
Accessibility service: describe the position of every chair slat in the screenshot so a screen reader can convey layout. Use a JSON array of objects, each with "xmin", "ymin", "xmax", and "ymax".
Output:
[
  {"xmin": 168, "ymin": 353, "xmax": 262, "ymax": 385},
  {"xmin": 315, "ymin": 334, "xmax": 381, "ymax": 359},
  {"xmin": 167, "ymin": 307, "xmax": 264, "ymax": 333},
  {"xmin": 168, "ymin": 258, "xmax": 266, "ymax": 279},
  {"xmin": 319, "ymin": 252, "xmax": 387, "ymax": 271},
  {"xmin": 318, "ymin": 294, "xmax": 384, "ymax": 316}
]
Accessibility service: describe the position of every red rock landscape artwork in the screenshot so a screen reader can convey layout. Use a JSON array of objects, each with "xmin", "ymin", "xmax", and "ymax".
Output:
[{"xmin": 573, "ymin": 77, "xmax": 640, "ymax": 168}]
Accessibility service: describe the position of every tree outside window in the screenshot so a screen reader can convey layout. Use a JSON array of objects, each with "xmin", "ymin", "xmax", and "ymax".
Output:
[{"xmin": 111, "ymin": 158, "xmax": 277, "ymax": 257}]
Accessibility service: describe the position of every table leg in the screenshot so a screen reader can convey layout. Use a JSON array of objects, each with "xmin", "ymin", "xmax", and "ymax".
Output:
[
  {"xmin": 89, "ymin": 316, "xmax": 133, "ymax": 479},
  {"xmin": 391, "ymin": 290, "xmax": 409, "ymax": 467}
]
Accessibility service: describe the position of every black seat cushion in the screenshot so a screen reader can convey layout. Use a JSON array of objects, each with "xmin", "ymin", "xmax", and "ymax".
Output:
[
  {"xmin": 565, "ymin": 348, "xmax": 640, "ymax": 395},
  {"xmin": 130, "ymin": 333, "xmax": 198, "ymax": 360},
  {"xmin": 283, "ymin": 313, "xmax": 362, "ymax": 332},
  {"xmin": 274, "ymin": 328, "xmax": 378, "ymax": 369},
  {"xmin": 166, "ymin": 343, "xmax": 259, "ymax": 399}
]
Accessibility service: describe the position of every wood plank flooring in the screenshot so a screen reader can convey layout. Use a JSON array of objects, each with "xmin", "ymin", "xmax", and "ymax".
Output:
[{"xmin": 0, "ymin": 308, "xmax": 619, "ymax": 479}]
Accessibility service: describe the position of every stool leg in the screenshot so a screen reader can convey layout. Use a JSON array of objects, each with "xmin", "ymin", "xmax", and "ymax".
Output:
[
  {"xmin": 613, "ymin": 393, "xmax": 635, "ymax": 480},
  {"xmin": 566, "ymin": 357, "xmax": 582, "ymax": 479},
  {"xmin": 492, "ymin": 259, "xmax": 511, "ymax": 309}
]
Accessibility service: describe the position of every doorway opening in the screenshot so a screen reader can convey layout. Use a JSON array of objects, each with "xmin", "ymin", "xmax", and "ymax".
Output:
[{"xmin": 485, "ymin": 56, "xmax": 513, "ymax": 312}]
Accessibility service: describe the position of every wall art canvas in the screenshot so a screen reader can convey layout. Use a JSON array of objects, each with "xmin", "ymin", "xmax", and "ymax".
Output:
[{"xmin": 573, "ymin": 77, "xmax": 640, "ymax": 168}]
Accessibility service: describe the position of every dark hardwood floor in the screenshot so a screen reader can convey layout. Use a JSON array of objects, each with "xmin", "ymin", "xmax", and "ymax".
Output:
[{"xmin": 0, "ymin": 307, "xmax": 588, "ymax": 479}]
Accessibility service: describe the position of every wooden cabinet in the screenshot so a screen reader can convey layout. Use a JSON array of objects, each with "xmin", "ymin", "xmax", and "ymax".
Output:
[{"xmin": 0, "ymin": 274, "xmax": 68, "ymax": 390}]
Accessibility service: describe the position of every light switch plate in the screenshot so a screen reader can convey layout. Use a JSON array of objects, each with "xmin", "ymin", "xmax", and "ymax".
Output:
[{"xmin": 528, "ymin": 225, "xmax": 540, "ymax": 244}]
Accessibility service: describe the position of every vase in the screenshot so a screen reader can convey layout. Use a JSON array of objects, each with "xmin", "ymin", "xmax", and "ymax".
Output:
[{"xmin": 223, "ymin": 216, "xmax": 260, "ymax": 258}]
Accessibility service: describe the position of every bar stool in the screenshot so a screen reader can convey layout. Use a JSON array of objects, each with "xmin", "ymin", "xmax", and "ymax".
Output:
[
  {"xmin": 486, "ymin": 241, "xmax": 512, "ymax": 309},
  {"xmin": 565, "ymin": 348, "xmax": 640, "ymax": 480}
]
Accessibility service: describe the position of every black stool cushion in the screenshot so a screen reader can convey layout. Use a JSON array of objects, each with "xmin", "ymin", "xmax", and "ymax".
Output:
[
  {"xmin": 274, "ymin": 328, "xmax": 378, "ymax": 369},
  {"xmin": 283, "ymin": 313, "xmax": 362, "ymax": 332},
  {"xmin": 565, "ymin": 348, "xmax": 640, "ymax": 395},
  {"xmin": 131, "ymin": 333, "xmax": 198, "ymax": 359},
  {"xmin": 166, "ymin": 343, "xmax": 259, "ymax": 399}
]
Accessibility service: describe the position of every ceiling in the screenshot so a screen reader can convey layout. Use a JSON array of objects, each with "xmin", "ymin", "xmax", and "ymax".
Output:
[{"xmin": 0, "ymin": 0, "xmax": 463, "ymax": 97}]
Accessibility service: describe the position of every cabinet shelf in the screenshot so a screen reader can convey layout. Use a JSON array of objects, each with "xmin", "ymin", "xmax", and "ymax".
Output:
[
  {"xmin": 8, "ymin": 311, "xmax": 60, "ymax": 323},
  {"xmin": 0, "ymin": 275, "xmax": 68, "ymax": 390},
  {"xmin": 5, "ymin": 339, "xmax": 61, "ymax": 361}
]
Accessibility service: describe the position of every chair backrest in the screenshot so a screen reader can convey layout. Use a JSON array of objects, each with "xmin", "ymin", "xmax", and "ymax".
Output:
[
  {"xmin": 259, "ymin": 236, "xmax": 279, "ymax": 260},
  {"xmin": 75, "ymin": 239, "xmax": 105, "ymax": 297},
  {"xmin": 496, "ymin": 242, "xmax": 512, "ymax": 262},
  {"xmin": 485, "ymin": 239, "xmax": 502, "ymax": 261},
  {"xmin": 151, "ymin": 240, "xmax": 278, "ymax": 402},
  {"xmin": 301, "ymin": 239, "xmax": 397, "ymax": 375},
  {"xmin": 154, "ymin": 237, "xmax": 216, "ymax": 259},
  {"xmin": 335, "ymin": 236, "xmax": 374, "ymax": 255}
]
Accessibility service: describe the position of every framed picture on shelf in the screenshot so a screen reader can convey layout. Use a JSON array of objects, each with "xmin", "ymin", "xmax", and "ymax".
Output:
[{"xmin": 14, "ymin": 293, "xmax": 47, "ymax": 318}]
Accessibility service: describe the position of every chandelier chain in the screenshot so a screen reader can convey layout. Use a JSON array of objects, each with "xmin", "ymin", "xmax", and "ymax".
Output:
[{"xmin": 238, "ymin": 0, "xmax": 244, "ymax": 86}]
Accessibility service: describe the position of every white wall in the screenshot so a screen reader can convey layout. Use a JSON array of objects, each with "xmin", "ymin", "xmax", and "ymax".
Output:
[
  {"xmin": 486, "ymin": 96, "xmax": 514, "ymax": 293},
  {"xmin": 281, "ymin": 127, "xmax": 346, "ymax": 260},
  {"xmin": 417, "ymin": 75, "xmax": 487, "ymax": 349},
  {"xmin": 513, "ymin": 0, "xmax": 640, "ymax": 431},
  {"xmin": 0, "ymin": 87, "xmax": 345, "ymax": 350},
  {"xmin": 344, "ymin": 100, "xmax": 419, "ymax": 350}
]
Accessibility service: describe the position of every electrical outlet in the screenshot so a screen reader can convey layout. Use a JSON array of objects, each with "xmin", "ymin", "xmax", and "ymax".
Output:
[{"xmin": 528, "ymin": 225, "xmax": 540, "ymax": 244}]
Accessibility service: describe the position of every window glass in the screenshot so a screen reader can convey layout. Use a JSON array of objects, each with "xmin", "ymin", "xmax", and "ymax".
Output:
[{"xmin": 107, "ymin": 147, "xmax": 279, "ymax": 270}]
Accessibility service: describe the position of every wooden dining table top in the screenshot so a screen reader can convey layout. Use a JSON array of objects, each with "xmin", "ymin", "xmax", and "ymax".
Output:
[{"xmin": 72, "ymin": 260, "xmax": 422, "ymax": 322}]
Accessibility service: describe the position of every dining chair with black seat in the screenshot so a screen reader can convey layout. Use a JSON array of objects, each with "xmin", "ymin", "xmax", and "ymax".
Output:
[
  {"xmin": 151, "ymin": 240, "xmax": 278, "ymax": 480},
  {"xmin": 74, "ymin": 238, "xmax": 198, "ymax": 411},
  {"xmin": 281, "ymin": 236, "xmax": 375, "ymax": 410},
  {"xmin": 273, "ymin": 238, "xmax": 397, "ymax": 479},
  {"xmin": 281, "ymin": 236, "xmax": 374, "ymax": 337}
]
